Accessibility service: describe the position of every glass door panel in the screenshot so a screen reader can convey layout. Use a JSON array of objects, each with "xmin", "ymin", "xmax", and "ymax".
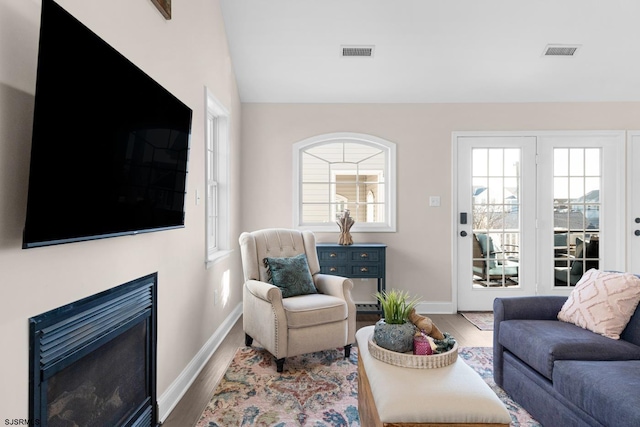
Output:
[
  {"xmin": 552, "ymin": 148, "xmax": 601, "ymax": 286},
  {"xmin": 472, "ymin": 148, "xmax": 521, "ymax": 287}
]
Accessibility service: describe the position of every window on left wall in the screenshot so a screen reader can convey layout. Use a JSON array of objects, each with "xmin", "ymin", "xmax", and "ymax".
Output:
[{"xmin": 206, "ymin": 89, "xmax": 230, "ymax": 263}]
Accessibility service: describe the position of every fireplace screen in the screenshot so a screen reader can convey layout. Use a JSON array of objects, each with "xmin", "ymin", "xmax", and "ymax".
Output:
[
  {"xmin": 47, "ymin": 321, "xmax": 146, "ymax": 426},
  {"xmin": 30, "ymin": 273, "xmax": 157, "ymax": 427}
]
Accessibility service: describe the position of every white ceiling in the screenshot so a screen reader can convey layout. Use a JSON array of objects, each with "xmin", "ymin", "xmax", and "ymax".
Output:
[{"xmin": 219, "ymin": 0, "xmax": 640, "ymax": 104}]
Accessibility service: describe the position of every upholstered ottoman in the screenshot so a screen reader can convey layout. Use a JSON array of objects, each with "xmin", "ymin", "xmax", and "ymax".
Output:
[{"xmin": 356, "ymin": 326, "xmax": 511, "ymax": 427}]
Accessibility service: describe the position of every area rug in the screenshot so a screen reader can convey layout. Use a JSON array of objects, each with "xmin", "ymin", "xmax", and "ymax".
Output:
[
  {"xmin": 195, "ymin": 346, "xmax": 359, "ymax": 427},
  {"xmin": 459, "ymin": 347, "xmax": 541, "ymax": 426},
  {"xmin": 196, "ymin": 345, "xmax": 540, "ymax": 427},
  {"xmin": 460, "ymin": 311, "xmax": 494, "ymax": 330}
]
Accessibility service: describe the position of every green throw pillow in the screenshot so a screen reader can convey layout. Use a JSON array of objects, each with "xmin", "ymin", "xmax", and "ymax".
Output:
[{"xmin": 263, "ymin": 253, "xmax": 317, "ymax": 298}]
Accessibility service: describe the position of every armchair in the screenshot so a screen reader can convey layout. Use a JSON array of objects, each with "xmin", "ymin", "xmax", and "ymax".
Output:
[
  {"xmin": 239, "ymin": 228, "xmax": 356, "ymax": 372},
  {"xmin": 472, "ymin": 233, "xmax": 519, "ymax": 284},
  {"xmin": 554, "ymin": 236, "xmax": 600, "ymax": 285}
]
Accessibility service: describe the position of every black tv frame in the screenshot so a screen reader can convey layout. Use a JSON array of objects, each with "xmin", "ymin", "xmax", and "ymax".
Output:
[{"xmin": 22, "ymin": 0, "xmax": 192, "ymax": 249}]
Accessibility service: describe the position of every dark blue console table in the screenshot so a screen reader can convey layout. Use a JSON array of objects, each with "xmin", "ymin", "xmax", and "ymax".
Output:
[{"xmin": 316, "ymin": 243, "xmax": 386, "ymax": 314}]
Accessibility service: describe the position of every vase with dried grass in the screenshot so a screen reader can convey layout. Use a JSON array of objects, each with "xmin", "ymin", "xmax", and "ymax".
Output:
[{"xmin": 337, "ymin": 209, "xmax": 354, "ymax": 245}]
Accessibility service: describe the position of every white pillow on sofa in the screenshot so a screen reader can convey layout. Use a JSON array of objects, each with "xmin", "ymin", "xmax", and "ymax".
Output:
[{"xmin": 558, "ymin": 269, "xmax": 640, "ymax": 339}]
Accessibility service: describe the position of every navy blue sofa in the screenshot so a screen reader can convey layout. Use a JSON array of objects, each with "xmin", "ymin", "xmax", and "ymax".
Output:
[{"xmin": 494, "ymin": 295, "xmax": 640, "ymax": 427}]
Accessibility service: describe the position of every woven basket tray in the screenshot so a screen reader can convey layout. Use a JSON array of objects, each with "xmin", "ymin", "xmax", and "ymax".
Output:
[{"xmin": 368, "ymin": 334, "xmax": 458, "ymax": 369}]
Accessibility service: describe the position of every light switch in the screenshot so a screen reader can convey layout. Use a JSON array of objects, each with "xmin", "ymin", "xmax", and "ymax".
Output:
[{"xmin": 429, "ymin": 196, "xmax": 441, "ymax": 207}]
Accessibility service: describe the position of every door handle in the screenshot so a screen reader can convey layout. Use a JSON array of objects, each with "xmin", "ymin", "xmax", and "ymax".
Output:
[
  {"xmin": 635, "ymin": 230, "xmax": 640, "ymax": 236},
  {"xmin": 460, "ymin": 231, "xmax": 468, "ymax": 237}
]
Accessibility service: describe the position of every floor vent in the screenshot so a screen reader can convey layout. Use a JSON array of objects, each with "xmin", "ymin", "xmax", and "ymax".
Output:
[
  {"xmin": 341, "ymin": 45, "xmax": 375, "ymax": 57},
  {"xmin": 543, "ymin": 44, "xmax": 581, "ymax": 57}
]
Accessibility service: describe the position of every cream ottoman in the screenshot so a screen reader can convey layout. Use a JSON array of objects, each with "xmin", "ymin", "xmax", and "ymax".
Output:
[{"xmin": 356, "ymin": 326, "xmax": 511, "ymax": 427}]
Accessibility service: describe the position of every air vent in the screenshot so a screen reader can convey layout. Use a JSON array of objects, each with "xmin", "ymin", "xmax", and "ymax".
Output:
[
  {"xmin": 543, "ymin": 44, "xmax": 581, "ymax": 57},
  {"xmin": 341, "ymin": 45, "xmax": 375, "ymax": 58}
]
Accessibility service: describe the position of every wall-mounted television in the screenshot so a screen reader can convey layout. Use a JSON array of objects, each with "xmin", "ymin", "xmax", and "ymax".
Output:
[{"xmin": 23, "ymin": 0, "xmax": 192, "ymax": 249}]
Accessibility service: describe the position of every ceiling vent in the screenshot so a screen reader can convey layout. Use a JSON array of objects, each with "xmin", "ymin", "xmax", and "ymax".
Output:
[
  {"xmin": 341, "ymin": 45, "xmax": 375, "ymax": 58},
  {"xmin": 543, "ymin": 44, "xmax": 581, "ymax": 57}
]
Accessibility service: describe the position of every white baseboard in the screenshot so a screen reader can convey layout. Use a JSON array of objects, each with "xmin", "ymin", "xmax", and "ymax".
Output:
[
  {"xmin": 416, "ymin": 301, "xmax": 455, "ymax": 314},
  {"xmin": 356, "ymin": 300, "xmax": 455, "ymax": 314},
  {"xmin": 157, "ymin": 303, "xmax": 242, "ymax": 423}
]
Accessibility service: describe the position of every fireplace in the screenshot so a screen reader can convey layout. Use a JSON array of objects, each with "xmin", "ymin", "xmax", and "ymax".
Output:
[{"xmin": 29, "ymin": 273, "xmax": 157, "ymax": 427}]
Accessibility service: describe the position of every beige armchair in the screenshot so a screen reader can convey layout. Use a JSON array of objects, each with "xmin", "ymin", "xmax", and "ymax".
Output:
[{"xmin": 239, "ymin": 228, "xmax": 356, "ymax": 372}]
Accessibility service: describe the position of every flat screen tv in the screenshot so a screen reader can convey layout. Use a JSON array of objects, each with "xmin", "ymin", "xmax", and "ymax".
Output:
[{"xmin": 23, "ymin": 0, "xmax": 192, "ymax": 249}]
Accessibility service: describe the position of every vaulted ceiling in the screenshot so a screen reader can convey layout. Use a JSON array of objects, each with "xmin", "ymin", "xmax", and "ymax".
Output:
[{"xmin": 219, "ymin": 0, "xmax": 640, "ymax": 103}]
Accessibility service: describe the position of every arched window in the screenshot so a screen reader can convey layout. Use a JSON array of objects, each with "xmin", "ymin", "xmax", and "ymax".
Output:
[
  {"xmin": 367, "ymin": 190, "xmax": 376, "ymax": 222},
  {"xmin": 293, "ymin": 132, "xmax": 396, "ymax": 232}
]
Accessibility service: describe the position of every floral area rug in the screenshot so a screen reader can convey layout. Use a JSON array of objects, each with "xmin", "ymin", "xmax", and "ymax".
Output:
[
  {"xmin": 195, "ymin": 346, "xmax": 359, "ymax": 427},
  {"xmin": 458, "ymin": 347, "xmax": 542, "ymax": 426},
  {"xmin": 196, "ymin": 345, "xmax": 540, "ymax": 427},
  {"xmin": 460, "ymin": 311, "xmax": 495, "ymax": 330}
]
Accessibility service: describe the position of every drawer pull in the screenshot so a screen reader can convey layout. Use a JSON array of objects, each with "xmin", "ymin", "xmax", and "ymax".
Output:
[
  {"xmin": 360, "ymin": 253, "xmax": 369, "ymax": 258},
  {"xmin": 330, "ymin": 253, "xmax": 337, "ymax": 258},
  {"xmin": 360, "ymin": 267, "xmax": 369, "ymax": 273},
  {"xmin": 330, "ymin": 267, "xmax": 337, "ymax": 272}
]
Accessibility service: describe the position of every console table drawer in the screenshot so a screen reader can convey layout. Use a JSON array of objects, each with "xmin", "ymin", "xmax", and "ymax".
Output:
[
  {"xmin": 320, "ymin": 265, "xmax": 348, "ymax": 275},
  {"xmin": 351, "ymin": 265, "xmax": 379, "ymax": 277},
  {"xmin": 350, "ymin": 250, "xmax": 380, "ymax": 262},
  {"xmin": 318, "ymin": 250, "xmax": 348, "ymax": 262}
]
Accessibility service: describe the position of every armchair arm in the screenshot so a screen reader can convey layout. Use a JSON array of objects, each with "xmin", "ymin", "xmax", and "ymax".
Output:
[
  {"xmin": 243, "ymin": 280, "xmax": 287, "ymax": 358},
  {"xmin": 245, "ymin": 279, "xmax": 282, "ymax": 303},
  {"xmin": 314, "ymin": 273, "xmax": 354, "ymax": 300},
  {"xmin": 493, "ymin": 296, "xmax": 567, "ymax": 386},
  {"xmin": 314, "ymin": 274, "xmax": 357, "ymax": 344}
]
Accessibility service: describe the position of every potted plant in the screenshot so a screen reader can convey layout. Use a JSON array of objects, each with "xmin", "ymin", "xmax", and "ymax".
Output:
[{"xmin": 373, "ymin": 289, "xmax": 420, "ymax": 353}]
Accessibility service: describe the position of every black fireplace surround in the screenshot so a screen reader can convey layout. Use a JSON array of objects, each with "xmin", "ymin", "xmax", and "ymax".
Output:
[{"xmin": 29, "ymin": 273, "xmax": 158, "ymax": 427}]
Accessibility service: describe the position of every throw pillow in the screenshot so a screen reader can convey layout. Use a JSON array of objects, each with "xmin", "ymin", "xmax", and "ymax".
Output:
[
  {"xmin": 557, "ymin": 269, "xmax": 640, "ymax": 339},
  {"xmin": 263, "ymin": 253, "xmax": 317, "ymax": 298}
]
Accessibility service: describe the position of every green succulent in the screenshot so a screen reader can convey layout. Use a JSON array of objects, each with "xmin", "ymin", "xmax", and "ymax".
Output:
[{"xmin": 374, "ymin": 289, "xmax": 420, "ymax": 325}]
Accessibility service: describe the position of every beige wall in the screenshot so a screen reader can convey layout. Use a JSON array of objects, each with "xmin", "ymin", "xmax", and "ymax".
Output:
[
  {"xmin": 241, "ymin": 103, "xmax": 640, "ymax": 306},
  {"xmin": 5, "ymin": 0, "xmax": 640, "ymax": 420},
  {"xmin": 0, "ymin": 0, "xmax": 243, "ymax": 419}
]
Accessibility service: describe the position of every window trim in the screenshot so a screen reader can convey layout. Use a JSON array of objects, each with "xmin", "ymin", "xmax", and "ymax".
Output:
[
  {"xmin": 205, "ymin": 88, "xmax": 231, "ymax": 264},
  {"xmin": 293, "ymin": 132, "xmax": 397, "ymax": 232}
]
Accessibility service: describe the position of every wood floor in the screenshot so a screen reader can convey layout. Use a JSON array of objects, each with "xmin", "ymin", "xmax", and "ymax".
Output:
[{"xmin": 160, "ymin": 313, "xmax": 493, "ymax": 427}]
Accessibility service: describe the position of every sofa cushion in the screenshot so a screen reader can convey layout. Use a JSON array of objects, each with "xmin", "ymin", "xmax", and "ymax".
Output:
[
  {"xmin": 558, "ymin": 269, "xmax": 640, "ymax": 339},
  {"xmin": 499, "ymin": 319, "xmax": 640, "ymax": 380},
  {"xmin": 263, "ymin": 253, "xmax": 318, "ymax": 298},
  {"xmin": 553, "ymin": 360, "xmax": 640, "ymax": 427}
]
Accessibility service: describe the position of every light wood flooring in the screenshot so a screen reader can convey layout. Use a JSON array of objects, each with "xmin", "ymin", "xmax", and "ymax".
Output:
[{"xmin": 160, "ymin": 313, "xmax": 492, "ymax": 427}]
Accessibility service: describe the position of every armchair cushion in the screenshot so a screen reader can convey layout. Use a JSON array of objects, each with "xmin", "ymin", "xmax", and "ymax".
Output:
[
  {"xmin": 264, "ymin": 253, "xmax": 318, "ymax": 298},
  {"xmin": 283, "ymin": 294, "xmax": 348, "ymax": 328}
]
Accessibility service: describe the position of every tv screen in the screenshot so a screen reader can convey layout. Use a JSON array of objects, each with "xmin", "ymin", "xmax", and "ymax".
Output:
[{"xmin": 23, "ymin": 0, "xmax": 192, "ymax": 249}]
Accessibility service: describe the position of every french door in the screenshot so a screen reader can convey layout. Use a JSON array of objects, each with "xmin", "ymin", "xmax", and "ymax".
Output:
[
  {"xmin": 628, "ymin": 132, "xmax": 640, "ymax": 274},
  {"xmin": 454, "ymin": 132, "xmax": 625, "ymax": 311},
  {"xmin": 535, "ymin": 134, "xmax": 625, "ymax": 295},
  {"xmin": 455, "ymin": 135, "xmax": 537, "ymax": 310}
]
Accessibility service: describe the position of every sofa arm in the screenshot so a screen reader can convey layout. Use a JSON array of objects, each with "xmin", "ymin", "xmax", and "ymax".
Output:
[
  {"xmin": 494, "ymin": 296, "xmax": 567, "ymax": 323},
  {"xmin": 493, "ymin": 296, "xmax": 567, "ymax": 386}
]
